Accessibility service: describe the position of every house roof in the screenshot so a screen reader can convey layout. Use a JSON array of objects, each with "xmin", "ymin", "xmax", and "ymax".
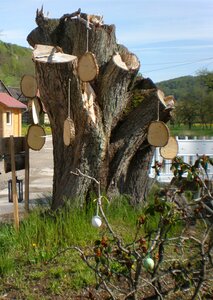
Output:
[{"xmin": 0, "ymin": 92, "xmax": 27, "ymax": 109}]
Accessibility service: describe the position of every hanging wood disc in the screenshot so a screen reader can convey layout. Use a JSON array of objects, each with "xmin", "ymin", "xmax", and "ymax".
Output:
[
  {"xmin": 20, "ymin": 75, "xmax": 38, "ymax": 98},
  {"xmin": 32, "ymin": 97, "xmax": 42, "ymax": 124},
  {"xmin": 63, "ymin": 118, "xmax": 75, "ymax": 146},
  {"xmin": 77, "ymin": 52, "xmax": 99, "ymax": 82},
  {"xmin": 147, "ymin": 121, "xmax": 170, "ymax": 147},
  {"xmin": 27, "ymin": 124, "xmax": 46, "ymax": 151},
  {"xmin": 160, "ymin": 136, "xmax": 178, "ymax": 160}
]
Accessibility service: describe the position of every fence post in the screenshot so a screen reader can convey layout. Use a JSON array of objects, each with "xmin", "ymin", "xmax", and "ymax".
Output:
[{"xmin": 9, "ymin": 135, "xmax": 19, "ymax": 230}]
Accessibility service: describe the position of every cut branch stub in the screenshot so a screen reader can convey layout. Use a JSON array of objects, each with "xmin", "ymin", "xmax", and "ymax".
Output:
[
  {"xmin": 33, "ymin": 44, "xmax": 77, "ymax": 64},
  {"xmin": 157, "ymin": 89, "xmax": 175, "ymax": 109},
  {"xmin": 98, "ymin": 51, "xmax": 140, "ymax": 130},
  {"xmin": 113, "ymin": 52, "xmax": 140, "ymax": 71}
]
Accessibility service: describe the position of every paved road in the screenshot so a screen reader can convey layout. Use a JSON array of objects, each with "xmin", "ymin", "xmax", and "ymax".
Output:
[{"xmin": 0, "ymin": 135, "xmax": 53, "ymax": 221}]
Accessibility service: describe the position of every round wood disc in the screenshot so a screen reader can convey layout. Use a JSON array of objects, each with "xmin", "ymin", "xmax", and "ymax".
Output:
[
  {"xmin": 147, "ymin": 121, "xmax": 170, "ymax": 147},
  {"xmin": 77, "ymin": 52, "xmax": 99, "ymax": 82},
  {"xmin": 32, "ymin": 98, "xmax": 42, "ymax": 124},
  {"xmin": 160, "ymin": 136, "xmax": 178, "ymax": 160},
  {"xmin": 27, "ymin": 124, "xmax": 46, "ymax": 151},
  {"xmin": 63, "ymin": 118, "xmax": 75, "ymax": 146},
  {"xmin": 20, "ymin": 75, "xmax": 38, "ymax": 98}
]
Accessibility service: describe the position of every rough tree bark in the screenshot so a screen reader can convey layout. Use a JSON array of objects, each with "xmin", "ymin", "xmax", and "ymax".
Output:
[{"xmin": 27, "ymin": 8, "xmax": 173, "ymax": 209}]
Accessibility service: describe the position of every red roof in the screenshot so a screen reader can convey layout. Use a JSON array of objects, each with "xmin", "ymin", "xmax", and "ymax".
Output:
[{"xmin": 0, "ymin": 92, "xmax": 27, "ymax": 109}]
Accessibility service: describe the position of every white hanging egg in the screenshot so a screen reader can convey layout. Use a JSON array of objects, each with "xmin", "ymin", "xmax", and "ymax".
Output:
[
  {"xmin": 143, "ymin": 257, "xmax": 155, "ymax": 270},
  {"xmin": 92, "ymin": 215, "xmax": 102, "ymax": 228}
]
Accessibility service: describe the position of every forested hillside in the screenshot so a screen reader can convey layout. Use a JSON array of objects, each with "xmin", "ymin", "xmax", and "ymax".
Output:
[
  {"xmin": 157, "ymin": 72, "xmax": 213, "ymax": 100},
  {"xmin": 0, "ymin": 40, "xmax": 33, "ymax": 86}
]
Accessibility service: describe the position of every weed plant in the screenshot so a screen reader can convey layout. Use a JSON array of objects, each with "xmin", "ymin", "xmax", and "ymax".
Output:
[
  {"xmin": 0, "ymin": 190, "xmax": 199, "ymax": 298},
  {"xmin": 0, "ymin": 196, "xmax": 142, "ymax": 293}
]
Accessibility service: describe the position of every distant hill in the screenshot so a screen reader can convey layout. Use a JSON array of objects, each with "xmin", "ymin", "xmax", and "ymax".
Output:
[
  {"xmin": 0, "ymin": 40, "xmax": 33, "ymax": 87},
  {"xmin": 156, "ymin": 72, "xmax": 213, "ymax": 101}
]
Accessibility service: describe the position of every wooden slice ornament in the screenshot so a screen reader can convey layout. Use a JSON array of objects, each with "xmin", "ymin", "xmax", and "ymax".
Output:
[
  {"xmin": 160, "ymin": 136, "xmax": 178, "ymax": 160},
  {"xmin": 31, "ymin": 97, "xmax": 42, "ymax": 124},
  {"xmin": 147, "ymin": 99, "xmax": 170, "ymax": 147},
  {"xmin": 63, "ymin": 79, "xmax": 75, "ymax": 146},
  {"xmin": 27, "ymin": 124, "xmax": 46, "ymax": 151},
  {"xmin": 77, "ymin": 20, "xmax": 99, "ymax": 82},
  {"xmin": 20, "ymin": 75, "xmax": 38, "ymax": 98},
  {"xmin": 78, "ymin": 52, "xmax": 99, "ymax": 82},
  {"xmin": 147, "ymin": 121, "xmax": 170, "ymax": 147}
]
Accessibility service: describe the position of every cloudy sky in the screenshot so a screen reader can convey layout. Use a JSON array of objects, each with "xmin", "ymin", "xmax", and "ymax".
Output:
[{"xmin": 0, "ymin": 0, "xmax": 213, "ymax": 82}]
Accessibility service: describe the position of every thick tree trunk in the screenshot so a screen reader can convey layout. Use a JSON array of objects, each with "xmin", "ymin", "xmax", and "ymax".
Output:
[{"xmin": 27, "ymin": 9, "xmax": 172, "ymax": 209}]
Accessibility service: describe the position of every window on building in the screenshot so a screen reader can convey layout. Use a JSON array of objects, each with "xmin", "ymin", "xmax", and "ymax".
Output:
[{"xmin": 6, "ymin": 111, "xmax": 12, "ymax": 125}]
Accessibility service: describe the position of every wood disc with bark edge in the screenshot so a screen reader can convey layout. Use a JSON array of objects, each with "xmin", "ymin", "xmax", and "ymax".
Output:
[
  {"xmin": 77, "ymin": 52, "xmax": 99, "ymax": 82},
  {"xmin": 160, "ymin": 136, "xmax": 178, "ymax": 160},
  {"xmin": 32, "ymin": 97, "xmax": 42, "ymax": 124},
  {"xmin": 63, "ymin": 118, "xmax": 75, "ymax": 146},
  {"xmin": 20, "ymin": 75, "xmax": 38, "ymax": 98},
  {"xmin": 147, "ymin": 121, "xmax": 170, "ymax": 147},
  {"xmin": 27, "ymin": 124, "xmax": 46, "ymax": 151}
]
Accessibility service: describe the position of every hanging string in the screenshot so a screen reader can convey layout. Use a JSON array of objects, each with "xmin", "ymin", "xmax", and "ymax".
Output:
[
  {"xmin": 96, "ymin": 201, "xmax": 99, "ymax": 216},
  {"xmin": 157, "ymin": 98, "xmax": 160, "ymax": 121},
  {"xmin": 86, "ymin": 19, "xmax": 89, "ymax": 53},
  {"xmin": 68, "ymin": 78, "xmax": 71, "ymax": 119}
]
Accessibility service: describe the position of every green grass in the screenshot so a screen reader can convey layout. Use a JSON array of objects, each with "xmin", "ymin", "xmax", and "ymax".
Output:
[
  {"xmin": 0, "ymin": 193, "xmax": 208, "ymax": 299},
  {"xmin": 169, "ymin": 123, "xmax": 213, "ymax": 137},
  {"xmin": 0, "ymin": 198, "xmax": 140, "ymax": 298},
  {"xmin": 22, "ymin": 123, "xmax": 212, "ymax": 139}
]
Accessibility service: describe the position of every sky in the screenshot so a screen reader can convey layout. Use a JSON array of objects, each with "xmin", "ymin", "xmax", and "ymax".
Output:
[{"xmin": 0, "ymin": 0, "xmax": 213, "ymax": 83}]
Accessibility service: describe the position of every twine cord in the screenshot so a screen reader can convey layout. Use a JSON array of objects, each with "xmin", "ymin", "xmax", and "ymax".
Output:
[
  {"xmin": 157, "ymin": 98, "xmax": 160, "ymax": 121},
  {"xmin": 96, "ymin": 202, "xmax": 99, "ymax": 216},
  {"xmin": 86, "ymin": 19, "xmax": 89, "ymax": 52},
  {"xmin": 68, "ymin": 78, "xmax": 71, "ymax": 119}
]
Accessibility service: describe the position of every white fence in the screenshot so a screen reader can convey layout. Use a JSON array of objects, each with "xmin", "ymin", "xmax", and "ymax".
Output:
[{"xmin": 149, "ymin": 137, "xmax": 213, "ymax": 182}]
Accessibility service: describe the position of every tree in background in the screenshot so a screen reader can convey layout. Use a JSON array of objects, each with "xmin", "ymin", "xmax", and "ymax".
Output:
[{"xmin": 159, "ymin": 70, "xmax": 213, "ymax": 129}]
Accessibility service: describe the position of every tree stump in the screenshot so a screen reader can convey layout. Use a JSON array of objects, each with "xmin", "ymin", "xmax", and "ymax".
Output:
[{"xmin": 27, "ymin": 8, "xmax": 173, "ymax": 209}]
